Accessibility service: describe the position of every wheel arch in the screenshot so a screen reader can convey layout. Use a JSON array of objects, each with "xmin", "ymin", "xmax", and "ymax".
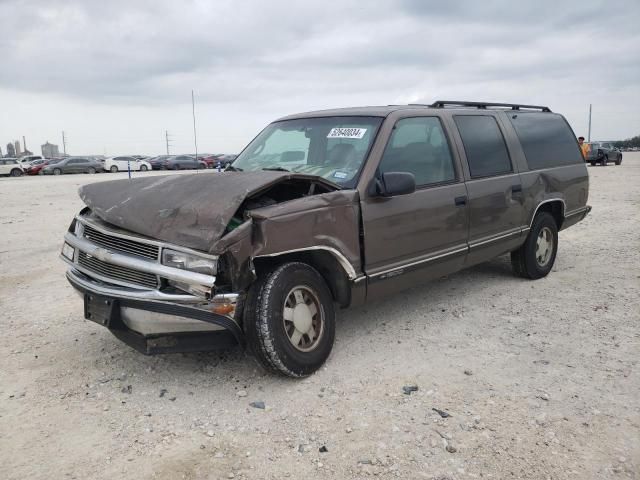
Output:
[
  {"xmin": 530, "ymin": 199, "xmax": 565, "ymax": 230},
  {"xmin": 252, "ymin": 248, "xmax": 355, "ymax": 308}
]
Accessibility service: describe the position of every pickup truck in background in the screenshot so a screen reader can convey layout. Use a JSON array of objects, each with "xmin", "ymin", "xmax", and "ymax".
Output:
[{"xmin": 586, "ymin": 142, "xmax": 623, "ymax": 166}]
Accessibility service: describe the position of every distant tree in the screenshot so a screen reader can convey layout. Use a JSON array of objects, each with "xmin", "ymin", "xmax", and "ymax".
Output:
[{"xmin": 612, "ymin": 135, "xmax": 640, "ymax": 149}]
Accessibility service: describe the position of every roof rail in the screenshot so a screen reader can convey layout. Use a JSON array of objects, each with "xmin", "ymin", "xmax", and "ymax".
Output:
[{"xmin": 430, "ymin": 100, "xmax": 552, "ymax": 112}]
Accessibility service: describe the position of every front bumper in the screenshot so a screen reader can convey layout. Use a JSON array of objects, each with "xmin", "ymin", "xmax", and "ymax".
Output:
[
  {"xmin": 61, "ymin": 213, "xmax": 243, "ymax": 354},
  {"xmin": 66, "ymin": 268, "xmax": 243, "ymax": 354}
]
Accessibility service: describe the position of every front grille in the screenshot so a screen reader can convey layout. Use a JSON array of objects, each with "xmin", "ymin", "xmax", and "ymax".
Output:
[
  {"xmin": 83, "ymin": 223, "xmax": 159, "ymax": 260},
  {"xmin": 78, "ymin": 251, "xmax": 158, "ymax": 289}
]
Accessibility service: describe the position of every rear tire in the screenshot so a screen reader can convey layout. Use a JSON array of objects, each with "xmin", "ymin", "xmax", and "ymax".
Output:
[
  {"xmin": 10, "ymin": 168, "xmax": 23, "ymax": 177},
  {"xmin": 244, "ymin": 262, "xmax": 336, "ymax": 377},
  {"xmin": 602, "ymin": 155, "xmax": 608, "ymax": 166},
  {"xmin": 511, "ymin": 212, "xmax": 558, "ymax": 280},
  {"xmin": 590, "ymin": 162, "xmax": 596, "ymax": 167},
  {"xmin": 110, "ymin": 165, "xmax": 118, "ymax": 173},
  {"xmin": 140, "ymin": 165, "xmax": 148, "ymax": 171},
  {"xmin": 615, "ymin": 155, "xmax": 622, "ymax": 165}
]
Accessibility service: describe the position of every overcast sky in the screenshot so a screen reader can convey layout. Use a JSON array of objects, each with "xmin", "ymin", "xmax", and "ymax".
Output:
[{"xmin": 1, "ymin": 0, "xmax": 639, "ymax": 156}]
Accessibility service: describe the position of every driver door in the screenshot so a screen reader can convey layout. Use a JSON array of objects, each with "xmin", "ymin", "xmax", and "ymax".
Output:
[{"xmin": 360, "ymin": 116, "xmax": 469, "ymax": 298}]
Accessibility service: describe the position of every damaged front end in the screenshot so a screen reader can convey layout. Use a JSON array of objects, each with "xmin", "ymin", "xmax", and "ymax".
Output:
[
  {"xmin": 61, "ymin": 171, "xmax": 361, "ymax": 354},
  {"xmin": 61, "ymin": 211, "xmax": 243, "ymax": 353}
]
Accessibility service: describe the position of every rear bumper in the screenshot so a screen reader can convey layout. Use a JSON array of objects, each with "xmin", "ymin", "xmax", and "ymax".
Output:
[{"xmin": 66, "ymin": 268, "xmax": 243, "ymax": 354}]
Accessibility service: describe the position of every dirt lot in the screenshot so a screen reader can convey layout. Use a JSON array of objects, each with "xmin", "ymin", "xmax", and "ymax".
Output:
[{"xmin": 1, "ymin": 157, "xmax": 639, "ymax": 480}]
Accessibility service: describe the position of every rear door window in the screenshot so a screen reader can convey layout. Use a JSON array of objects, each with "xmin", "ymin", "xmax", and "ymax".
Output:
[
  {"xmin": 508, "ymin": 112, "xmax": 583, "ymax": 169},
  {"xmin": 454, "ymin": 116, "xmax": 512, "ymax": 178}
]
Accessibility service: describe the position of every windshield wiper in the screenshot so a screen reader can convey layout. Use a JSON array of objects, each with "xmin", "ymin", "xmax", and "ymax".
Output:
[
  {"xmin": 262, "ymin": 167, "xmax": 290, "ymax": 172},
  {"xmin": 225, "ymin": 165, "xmax": 243, "ymax": 171}
]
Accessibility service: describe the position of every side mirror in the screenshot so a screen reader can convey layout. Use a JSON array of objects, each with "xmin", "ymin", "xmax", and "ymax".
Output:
[{"xmin": 370, "ymin": 171, "xmax": 416, "ymax": 197}]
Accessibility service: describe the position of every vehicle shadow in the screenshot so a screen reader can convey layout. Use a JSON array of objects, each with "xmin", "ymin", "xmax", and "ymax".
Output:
[{"xmin": 95, "ymin": 254, "xmax": 518, "ymax": 383}]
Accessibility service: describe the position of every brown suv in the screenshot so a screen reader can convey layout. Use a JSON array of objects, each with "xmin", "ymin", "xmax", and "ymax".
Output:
[{"xmin": 60, "ymin": 101, "xmax": 590, "ymax": 377}]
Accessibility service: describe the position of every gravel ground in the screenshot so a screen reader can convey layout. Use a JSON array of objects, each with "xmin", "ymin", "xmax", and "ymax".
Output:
[{"xmin": 1, "ymin": 157, "xmax": 639, "ymax": 480}]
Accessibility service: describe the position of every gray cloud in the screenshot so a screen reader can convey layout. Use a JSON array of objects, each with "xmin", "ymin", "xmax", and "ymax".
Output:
[{"xmin": 0, "ymin": 0, "xmax": 638, "ymax": 154}]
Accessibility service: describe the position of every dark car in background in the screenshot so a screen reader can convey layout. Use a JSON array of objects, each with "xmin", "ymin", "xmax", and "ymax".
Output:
[
  {"xmin": 585, "ymin": 142, "xmax": 622, "ymax": 166},
  {"xmin": 163, "ymin": 155, "xmax": 207, "ymax": 170},
  {"xmin": 148, "ymin": 155, "xmax": 172, "ymax": 170},
  {"xmin": 42, "ymin": 157, "xmax": 103, "ymax": 175}
]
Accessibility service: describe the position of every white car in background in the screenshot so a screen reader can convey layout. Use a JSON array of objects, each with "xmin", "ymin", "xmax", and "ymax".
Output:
[
  {"xmin": 0, "ymin": 158, "xmax": 24, "ymax": 177},
  {"xmin": 18, "ymin": 155, "xmax": 43, "ymax": 167},
  {"xmin": 104, "ymin": 156, "xmax": 151, "ymax": 173}
]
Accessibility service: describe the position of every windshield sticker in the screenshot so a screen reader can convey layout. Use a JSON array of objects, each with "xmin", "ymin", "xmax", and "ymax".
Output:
[
  {"xmin": 327, "ymin": 127, "xmax": 367, "ymax": 139},
  {"xmin": 333, "ymin": 171, "xmax": 348, "ymax": 179}
]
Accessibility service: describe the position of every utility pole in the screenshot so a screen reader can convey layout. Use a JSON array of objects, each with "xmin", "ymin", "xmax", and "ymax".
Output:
[
  {"xmin": 587, "ymin": 104, "xmax": 592, "ymax": 142},
  {"xmin": 165, "ymin": 130, "xmax": 173, "ymax": 155},
  {"xmin": 191, "ymin": 90, "xmax": 198, "ymax": 166},
  {"xmin": 22, "ymin": 136, "xmax": 27, "ymax": 153},
  {"xmin": 62, "ymin": 131, "xmax": 67, "ymax": 155}
]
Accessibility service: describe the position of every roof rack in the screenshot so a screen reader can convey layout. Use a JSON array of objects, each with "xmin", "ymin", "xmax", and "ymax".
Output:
[{"xmin": 429, "ymin": 100, "xmax": 552, "ymax": 112}]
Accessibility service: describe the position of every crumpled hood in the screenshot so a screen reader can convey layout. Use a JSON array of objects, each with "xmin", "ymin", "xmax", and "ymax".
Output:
[{"xmin": 79, "ymin": 171, "xmax": 338, "ymax": 252}]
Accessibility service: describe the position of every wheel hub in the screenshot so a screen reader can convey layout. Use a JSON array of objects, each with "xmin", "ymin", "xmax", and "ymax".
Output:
[
  {"xmin": 292, "ymin": 303, "xmax": 313, "ymax": 333},
  {"xmin": 283, "ymin": 286, "xmax": 323, "ymax": 352},
  {"xmin": 535, "ymin": 226, "xmax": 554, "ymax": 267}
]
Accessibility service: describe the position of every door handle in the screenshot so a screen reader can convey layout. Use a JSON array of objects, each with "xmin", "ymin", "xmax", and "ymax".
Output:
[
  {"xmin": 454, "ymin": 196, "xmax": 467, "ymax": 207},
  {"xmin": 511, "ymin": 184, "xmax": 523, "ymax": 193}
]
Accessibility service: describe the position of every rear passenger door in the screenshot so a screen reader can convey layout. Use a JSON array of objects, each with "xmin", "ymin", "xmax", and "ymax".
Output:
[
  {"xmin": 448, "ymin": 113, "xmax": 526, "ymax": 264},
  {"xmin": 361, "ymin": 115, "xmax": 469, "ymax": 298},
  {"xmin": 65, "ymin": 158, "xmax": 80, "ymax": 173}
]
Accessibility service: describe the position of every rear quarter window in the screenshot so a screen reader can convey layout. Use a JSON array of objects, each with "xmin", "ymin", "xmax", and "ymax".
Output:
[{"xmin": 508, "ymin": 112, "xmax": 583, "ymax": 169}]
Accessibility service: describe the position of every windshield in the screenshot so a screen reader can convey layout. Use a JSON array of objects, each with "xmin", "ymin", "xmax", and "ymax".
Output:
[{"xmin": 232, "ymin": 116, "xmax": 383, "ymax": 187}]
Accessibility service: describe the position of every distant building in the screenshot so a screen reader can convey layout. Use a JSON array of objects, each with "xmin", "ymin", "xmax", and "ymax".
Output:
[
  {"xmin": 6, "ymin": 142, "xmax": 15, "ymax": 157},
  {"xmin": 41, "ymin": 141, "xmax": 60, "ymax": 158},
  {"xmin": 14, "ymin": 140, "xmax": 21, "ymax": 156}
]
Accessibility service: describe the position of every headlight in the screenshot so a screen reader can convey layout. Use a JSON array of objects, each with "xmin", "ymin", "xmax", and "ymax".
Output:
[{"xmin": 162, "ymin": 249, "xmax": 217, "ymax": 276}]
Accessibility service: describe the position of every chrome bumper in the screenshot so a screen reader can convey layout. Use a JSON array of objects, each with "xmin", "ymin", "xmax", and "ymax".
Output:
[
  {"xmin": 66, "ymin": 268, "xmax": 243, "ymax": 342},
  {"xmin": 61, "ymin": 214, "xmax": 244, "ymax": 349}
]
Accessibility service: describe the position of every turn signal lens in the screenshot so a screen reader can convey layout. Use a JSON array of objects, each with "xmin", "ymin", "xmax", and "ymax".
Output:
[{"xmin": 211, "ymin": 303, "xmax": 235, "ymax": 315}]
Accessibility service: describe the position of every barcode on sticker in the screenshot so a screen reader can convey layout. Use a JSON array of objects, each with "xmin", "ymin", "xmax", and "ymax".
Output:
[{"xmin": 327, "ymin": 127, "xmax": 367, "ymax": 139}]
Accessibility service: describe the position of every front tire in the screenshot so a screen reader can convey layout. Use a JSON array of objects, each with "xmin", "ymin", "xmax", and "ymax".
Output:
[
  {"xmin": 244, "ymin": 262, "xmax": 336, "ymax": 377},
  {"xmin": 602, "ymin": 155, "xmax": 608, "ymax": 166},
  {"xmin": 140, "ymin": 165, "xmax": 148, "ymax": 171},
  {"xmin": 88, "ymin": 167, "xmax": 96, "ymax": 174},
  {"xmin": 10, "ymin": 168, "xmax": 23, "ymax": 177},
  {"xmin": 110, "ymin": 165, "xmax": 118, "ymax": 173},
  {"xmin": 615, "ymin": 155, "xmax": 622, "ymax": 165},
  {"xmin": 511, "ymin": 212, "xmax": 558, "ymax": 280},
  {"xmin": 53, "ymin": 168, "xmax": 62, "ymax": 175}
]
